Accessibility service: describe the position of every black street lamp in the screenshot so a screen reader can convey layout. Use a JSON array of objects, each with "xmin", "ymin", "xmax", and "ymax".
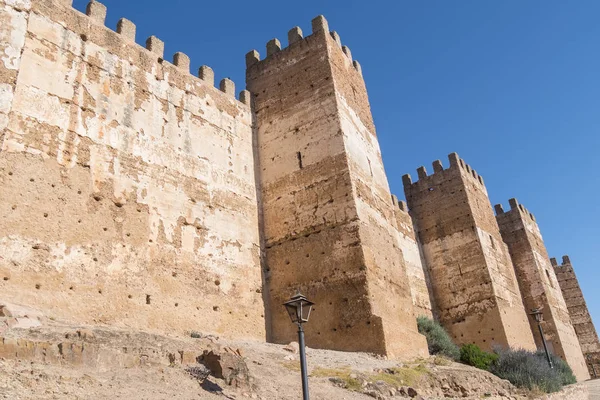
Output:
[
  {"xmin": 530, "ymin": 308, "xmax": 553, "ymax": 369},
  {"xmin": 284, "ymin": 292, "xmax": 314, "ymax": 400}
]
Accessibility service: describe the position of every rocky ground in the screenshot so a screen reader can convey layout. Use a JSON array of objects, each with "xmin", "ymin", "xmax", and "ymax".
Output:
[{"xmin": 0, "ymin": 300, "xmax": 576, "ymax": 400}]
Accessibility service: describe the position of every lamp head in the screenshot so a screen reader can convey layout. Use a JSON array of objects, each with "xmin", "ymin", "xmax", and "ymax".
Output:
[{"xmin": 283, "ymin": 292, "xmax": 314, "ymax": 325}]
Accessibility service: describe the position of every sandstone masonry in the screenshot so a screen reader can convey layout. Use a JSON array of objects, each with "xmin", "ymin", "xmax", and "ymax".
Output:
[
  {"xmin": 0, "ymin": 0, "xmax": 596, "ymax": 375},
  {"xmin": 0, "ymin": 0, "xmax": 263, "ymax": 339},
  {"xmin": 403, "ymin": 154, "xmax": 536, "ymax": 352},
  {"xmin": 496, "ymin": 200, "xmax": 589, "ymax": 381},
  {"xmin": 246, "ymin": 17, "xmax": 427, "ymax": 358},
  {"xmin": 553, "ymin": 256, "xmax": 600, "ymax": 378}
]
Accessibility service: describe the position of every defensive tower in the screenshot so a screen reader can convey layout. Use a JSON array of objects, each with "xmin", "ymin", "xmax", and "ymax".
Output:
[
  {"xmin": 553, "ymin": 256, "xmax": 600, "ymax": 378},
  {"xmin": 403, "ymin": 153, "xmax": 536, "ymax": 351},
  {"xmin": 246, "ymin": 16, "xmax": 427, "ymax": 357},
  {"xmin": 496, "ymin": 201, "xmax": 589, "ymax": 381}
]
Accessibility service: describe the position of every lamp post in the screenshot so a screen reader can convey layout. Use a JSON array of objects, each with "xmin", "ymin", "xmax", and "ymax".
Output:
[
  {"xmin": 283, "ymin": 292, "xmax": 314, "ymax": 400},
  {"xmin": 530, "ymin": 308, "xmax": 553, "ymax": 369}
]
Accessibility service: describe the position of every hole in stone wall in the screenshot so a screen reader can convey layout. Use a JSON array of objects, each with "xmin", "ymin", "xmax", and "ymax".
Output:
[
  {"xmin": 172, "ymin": 272, "xmax": 177, "ymax": 277},
  {"xmin": 3, "ymin": 277, "xmax": 9, "ymax": 281},
  {"xmin": 8, "ymin": 172, "xmax": 12, "ymax": 175},
  {"xmin": 128, "ymin": 295, "xmax": 132, "ymax": 299},
  {"xmin": 69, "ymin": 286, "xmax": 74, "ymax": 290},
  {"xmin": 175, "ymin": 303, "xmax": 179, "ymax": 307},
  {"xmin": 35, "ymin": 284, "xmax": 41, "ymax": 289},
  {"xmin": 30, "ymin": 178, "xmax": 34, "ymax": 182},
  {"xmin": 98, "ymin": 289, "xmax": 102, "ymax": 294},
  {"xmin": 213, "ymin": 306, "xmax": 220, "ymax": 311},
  {"xmin": 214, "ymin": 280, "xmax": 220, "ymax": 286},
  {"xmin": 80, "ymin": 34, "xmax": 88, "ymax": 42},
  {"xmin": 11, "ymin": 205, "xmax": 16, "ymax": 210},
  {"xmin": 146, "ymin": 295, "xmax": 151, "ymax": 305},
  {"xmin": 43, "ymin": 213, "xmax": 48, "ymax": 218}
]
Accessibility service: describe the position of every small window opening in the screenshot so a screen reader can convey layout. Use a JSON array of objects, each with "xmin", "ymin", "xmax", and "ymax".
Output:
[{"xmin": 297, "ymin": 151, "xmax": 303, "ymax": 169}]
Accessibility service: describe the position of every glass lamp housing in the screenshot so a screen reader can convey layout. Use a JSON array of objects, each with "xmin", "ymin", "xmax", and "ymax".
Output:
[
  {"xmin": 530, "ymin": 308, "xmax": 543, "ymax": 323},
  {"xmin": 283, "ymin": 293, "xmax": 314, "ymax": 325}
]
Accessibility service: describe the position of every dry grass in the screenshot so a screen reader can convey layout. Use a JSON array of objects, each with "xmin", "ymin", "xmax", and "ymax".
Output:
[{"xmin": 310, "ymin": 364, "xmax": 430, "ymax": 391}]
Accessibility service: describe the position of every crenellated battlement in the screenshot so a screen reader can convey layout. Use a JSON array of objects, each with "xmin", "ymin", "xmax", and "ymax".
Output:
[
  {"xmin": 551, "ymin": 255, "xmax": 572, "ymax": 267},
  {"xmin": 494, "ymin": 198, "xmax": 536, "ymax": 222},
  {"xmin": 59, "ymin": 0, "xmax": 250, "ymax": 105},
  {"xmin": 245, "ymin": 15, "xmax": 363, "ymax": 77},
  {"xmin": 402, "ymin": 152, "xmax": 485, "ymax": 190},
  {"xmin": 391, "ymin": 194, "xmax": 409, "ymax": 213}
]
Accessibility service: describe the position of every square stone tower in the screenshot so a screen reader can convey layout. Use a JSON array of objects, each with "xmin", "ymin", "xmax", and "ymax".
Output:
[
  {"xmin": 403, "ymin": 153, "xmax": 536, "ymax": 352},
  {"xmin": 553, "ymin": 256, "xmax": 600, "ymax": 378},
  {"xmin": 496, "ymin": 201, "xmax": 589, "ymax": 381},
  {"xmin": 246, "ymin": 16, "xmax": 428, "ymax": 358}
]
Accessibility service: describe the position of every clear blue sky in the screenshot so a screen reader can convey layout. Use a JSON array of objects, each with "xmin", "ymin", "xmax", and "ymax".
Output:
[{"xmin": 72, "ymin": 1, "xmax": 599, "ymax": 329}]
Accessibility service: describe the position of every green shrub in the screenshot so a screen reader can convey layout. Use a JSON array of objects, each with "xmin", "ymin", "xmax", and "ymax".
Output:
[
  {"xmin": 459, "ymin": 344, "xmax": 498, "ymax": 370},
  {"xmin": 416, "ymin": 316, "xmax": 460, "ymax": 361},
  {"xmin": 489, "ymin": 347, "xmax": 576, "ymax": 393}
]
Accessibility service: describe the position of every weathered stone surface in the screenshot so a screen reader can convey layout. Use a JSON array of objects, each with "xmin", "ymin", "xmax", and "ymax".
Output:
[
  {"xmin": 392, "ymin": 196, "xmax": 434, "ymax": 318},
  {"xmin": 199, "ymin": 348, "xmax": 250, "ymax": 387},
  {"xmin": 247, "ymin": 18, "xmax": 427, "ymax": 358},
  {"xmin": 496, "ymin": 200, "xmax": 589, "ymax": 381},
  {"xmin": 403, "ymin": 154, "xmax": 536, "ymax": 352},
  {"xmin": 553, "ymin": 257, "xmax": 600, "ymax": 379},
  {"xmin": 0, "ymin": 0, "xmax": 263, "ymax": 340}
]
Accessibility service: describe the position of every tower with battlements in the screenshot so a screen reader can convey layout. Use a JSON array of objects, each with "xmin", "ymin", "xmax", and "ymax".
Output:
[
  {"xmin": 246, "ymin": 16, "xmax": 428, "ymax": 357},
  {"xmin": 496, "ymin": 201, "xmax": 589, "ymax": 381},
  {"xmin": 403, "ymin": 153, "xmax": 536, "ymax": 352},
  {"xmin": 553, "ymin": 256, "xmax": 600, "ymax": 378}
]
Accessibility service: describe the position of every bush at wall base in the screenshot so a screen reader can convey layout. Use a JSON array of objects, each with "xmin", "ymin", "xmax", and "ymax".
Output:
[
  {"xmin": 416, "ymin": 316, "xmax": 460, "ymax": 361},
  {"xmin": 459, "ymin": 344, "xmax": 498, "ymax": 371},
  {"xmin": 490, "ymin": 347, "xmax": 576, "ymax": 393}
]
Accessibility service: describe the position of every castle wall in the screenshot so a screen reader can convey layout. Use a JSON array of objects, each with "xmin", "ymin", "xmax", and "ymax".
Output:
[
  {"xmin": 553, "ymin": 256, "xmax": 600, "ymax": 378},
  {"xmin": 246, "ymin": 17, "xmax": 427, "ymax": 358},
  {"xmin": 0, "ymin": 0, "xmax": 264, "ymax": 339},
  {"xmin": 496, "ymin": 201, "xmax": 589, "ymax": 381},
  {"xmin": 403, "ymin": 154, "xmax": 536, "ymax": 352},
  {"xmin": 392, "ymin": 196, "xmax": 434, "ymax": 318}
]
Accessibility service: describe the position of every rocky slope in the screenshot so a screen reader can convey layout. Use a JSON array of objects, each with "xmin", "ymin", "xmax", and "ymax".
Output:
[{"xmin": 0, "ymin": 300, "xmax": 560, "ymax": 399}]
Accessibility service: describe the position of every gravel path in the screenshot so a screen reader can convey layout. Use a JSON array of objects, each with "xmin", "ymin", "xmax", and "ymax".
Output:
[{"xmin": 587, "ymin": 379, "xmax": 600, "ymax": 400}]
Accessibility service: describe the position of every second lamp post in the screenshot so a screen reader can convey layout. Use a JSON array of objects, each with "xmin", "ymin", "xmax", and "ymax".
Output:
[
  {"xmin": 284, "ymin": 292, "xmax": 314, "ymax": 400},
  {"xmin": 530, "ymin": 308, "xmax": 553, "ymax": 369}
]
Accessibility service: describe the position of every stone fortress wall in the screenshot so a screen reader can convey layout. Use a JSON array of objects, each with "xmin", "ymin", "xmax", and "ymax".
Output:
[
  {"xmin": 0, "ymin": 0, "xmax": 264, "ymax": 339},
  {"xmin": 403, "ymin": 154, "xmax": 536, "ymax": 353},
  {"xmin": 0, "ymin": 0, "xmax": 597, "ymax": 380},
  {"xmin": 553, "ymin": 256, "xmax": 600, "ymax": 378},
  {"xmin": 496, "ymin": 200, "xmax": 589, "ymax": 381}
]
